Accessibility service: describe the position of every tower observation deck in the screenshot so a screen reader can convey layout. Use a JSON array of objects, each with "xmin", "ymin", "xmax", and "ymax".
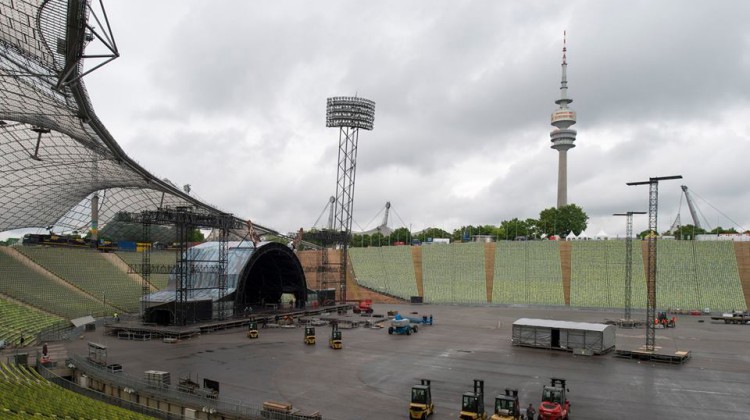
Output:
[{"xmin": 550, "ymin": 31, "xmax": 577, "ymax": 208}]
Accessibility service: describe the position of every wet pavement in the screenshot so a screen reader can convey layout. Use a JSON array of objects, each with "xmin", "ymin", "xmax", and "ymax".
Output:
[{"xmin": 62, "ymin": 304, "xmax": 750, "ymax": 420}]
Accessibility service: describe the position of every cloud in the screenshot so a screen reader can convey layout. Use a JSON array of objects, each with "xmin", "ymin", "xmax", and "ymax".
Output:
[{"xmin": 78, "ymin": 0, "xmax": 750, "ymax": 238}]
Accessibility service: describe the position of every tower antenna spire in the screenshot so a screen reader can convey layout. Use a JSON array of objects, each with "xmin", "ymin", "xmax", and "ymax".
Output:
[{"xmin": 560, "ymin": 30, "xmax": 568, "ymax": 102}]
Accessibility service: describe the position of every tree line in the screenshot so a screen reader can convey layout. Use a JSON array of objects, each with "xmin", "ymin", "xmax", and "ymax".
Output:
[{"xmin": 307, "ymin": 204, "xmax": 590, "ymax": 248}]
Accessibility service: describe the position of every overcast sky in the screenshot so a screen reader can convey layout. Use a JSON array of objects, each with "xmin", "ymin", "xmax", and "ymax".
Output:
[{"xmin": 82, "ymin": 0, "xmax": 750, "ymax": 238}]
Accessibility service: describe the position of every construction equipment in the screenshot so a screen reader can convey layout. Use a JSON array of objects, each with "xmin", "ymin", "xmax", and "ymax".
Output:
[
  {"xmin": 388, "ymin": 313, "xmax": 418, "ymax": 335},
  {"xmin": 712, "ymin": 311, "xmax": 750, "ymax": 324},
  {"xmin": 279, "ymin": 315, "xmax": 295, "ymax": 326},
  {"xmin": 460, "ymin": 379, "xmax": 486, "ymax": 420},
  {"xmin": 261, "ymin": 401, "xmax": 321, "ymax": 420},
  {"xmin": 247, "ymin": 321, "xmax": 258, "ymax": 339},
  {"xmin": 656, "ymin": 312, "xmax": 676, "ymax": 328},
  {"xmin": 490, "ymin": 388, "xmax": 520, "ymax": 420},
  {"xmin": 329, "ymin": 323, "xmax": 342, "ymax": 349},
  {"xmin": 409, "ymin": 379, "xmax": 434, "ymax": 420},
  {"xmin": 538, "ymin": 378, "xmax": 570, "ymax": 420},
  {"xmin": 351, "ymin": 299, "xmax": 374, "ymax": 314},
  {"xmin": 406, "ymin": 314, "xmax": 434, "ymax": 326},
  {"xmin": 304, "ymin": 326, "xmax": 316, "ymax": 345}
]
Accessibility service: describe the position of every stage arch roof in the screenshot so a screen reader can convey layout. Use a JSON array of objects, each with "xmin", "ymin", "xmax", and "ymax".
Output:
[{"xmin": 143, "ymin": 241, "xmax": 307, "ymax": 306}]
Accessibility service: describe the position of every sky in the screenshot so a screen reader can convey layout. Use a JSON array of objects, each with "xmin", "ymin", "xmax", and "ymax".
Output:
[{"xmin": 80, "ymin": 0, "xmax": 750, "ymax": 238}]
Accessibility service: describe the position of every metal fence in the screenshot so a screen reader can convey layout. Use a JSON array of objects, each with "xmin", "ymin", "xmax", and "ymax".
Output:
[
  {"xmin": 37, "ymin": 363, "xmax": 183, "ymax": 419},
  {"xmin": 66, "ymin": 354, "xmax": 330, "ymax": 420},
  {"xmin": 37, "ymin": 320, "xmax": 77, "ymax": 342}
]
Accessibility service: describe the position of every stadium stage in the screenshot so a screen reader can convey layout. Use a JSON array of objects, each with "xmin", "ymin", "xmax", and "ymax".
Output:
[{"xmin": 104, "ymin": 303, "xmax": 352, "ymax": 340}]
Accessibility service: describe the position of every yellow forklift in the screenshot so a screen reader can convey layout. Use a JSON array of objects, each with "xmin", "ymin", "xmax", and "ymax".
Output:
[
  {"xmin": 409, "ymin": 379, "xmax": 434, "ymax": 420},
  {"xmin": 304, "ymin": 326, "xmax": 316, "ymax": 345},
  {"xmin": 459, "ymin": 379, "xmax": 486, "ymax": 420},
  {"xmin": 247, "ymin": 321, "xmax": 259, "ymax": 339},
  {"xmin": 329, "ymin": 323, "xmax": 342, "ymax": 349},
  {"xmin": 490, "ymin": 388, "xmax": 520, "ymax": 420}
]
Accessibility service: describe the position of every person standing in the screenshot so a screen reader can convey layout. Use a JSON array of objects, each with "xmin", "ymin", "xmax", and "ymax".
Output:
[{"xmin": 526, "ymin": 403, "xmax": 536, "ymax": 420}]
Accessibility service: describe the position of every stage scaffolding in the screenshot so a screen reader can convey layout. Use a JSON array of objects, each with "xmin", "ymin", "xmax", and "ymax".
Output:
[{"xmin": 129, "ymin": 207, "xmax": 243, "ymax": 326}]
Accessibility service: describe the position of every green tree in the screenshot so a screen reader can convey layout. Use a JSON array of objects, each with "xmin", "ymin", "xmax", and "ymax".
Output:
[
  {"xmin": 450, "ymin": 225, "xmax": 500, "ymax": 242},
  {"xmin": 390, "ymin": 227, "xmax": 411, "ymax": 244},
  {"xmin": 350, "ymin": 233, "xmax": 365, "ymax": 247},
  {"xmin": 638, "ymin": 229, "xmax": 657, "ymax": 240},
  {"xmin": 416, "ymin": 227, "xmax": 450, "ymax": 243},
  {"xmin": 499, "ymin": 218, "xmax": 533, "ymax": 240},
  {"xmin": 672, "ymin": 224, "xmax": 706, "ymax": 240},
  {"xmin": 538, "ymin": 204, "xmax": 588, "ymax": 238},
  {"xmin": 709, "ymin": 226, "xmax": 738, "ymax": 234},
  {"xmin": 187, "ymin": 228, "xmax": 205, "ymax": 242},
  {"xmin": 369, "ymin": 232, "xmax": 385, "ymax": 247},
  {"xmin": 452, "ymin": 226, "xmax": 472, "ymax": 242}
]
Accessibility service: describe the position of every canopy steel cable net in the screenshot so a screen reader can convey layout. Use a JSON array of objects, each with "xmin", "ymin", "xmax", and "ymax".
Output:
[{"xmin": 0, "ymin": 0, "xmax": 284, "ymax": 240}]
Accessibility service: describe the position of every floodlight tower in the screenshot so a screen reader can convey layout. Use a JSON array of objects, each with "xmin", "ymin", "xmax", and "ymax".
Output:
[
  {"xmin": 613, "ymin": 211, "xmax": 646, "ymax": 324},
  {"xmin": 326, "ymin": 96, "xmax": 376, "ymax": 302},
  {"xmin": 627, "ymin": 175, "xmax": 682, "ymax": 351},
  {"xmin": 550, "ymin": 31, "xmax": 577, "ymax": 208}
]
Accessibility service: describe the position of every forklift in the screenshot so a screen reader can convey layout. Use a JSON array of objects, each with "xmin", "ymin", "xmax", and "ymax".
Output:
[
  {"xmin": 459, "ymin": 379, "xmax": 486, "ymax": 420},
  {"xmin": 538, "ymin": 378, "xmax": 570, "ymax": 420},
  {"xmin": 304, "ymin": 326, "xmax": 316, "ymax": 345},
  {"xmin": 247, "ymin": 321, "xmax": 259, "ymax": 339},
  {"xmin": 329, "ymin": 323, "xmax": 342, "ymax": 349},
  {"xmin": 409, "ymin": 379, "xmax": 434, "ymax": 420},
  {"xmin": 490, "ymin": 388, "xmax": 520, "ymax": 420}
]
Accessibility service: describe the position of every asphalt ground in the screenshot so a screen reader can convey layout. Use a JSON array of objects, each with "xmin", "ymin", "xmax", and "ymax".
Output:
[{"xmin": 62, "ymin": 304, "xmax": 750, "ymax": 420}]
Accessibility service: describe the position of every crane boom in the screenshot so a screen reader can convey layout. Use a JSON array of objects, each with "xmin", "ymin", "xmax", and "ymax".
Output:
[{"xmin": 682, "ymin": 185, "xmax": 702, "ymax": 229}]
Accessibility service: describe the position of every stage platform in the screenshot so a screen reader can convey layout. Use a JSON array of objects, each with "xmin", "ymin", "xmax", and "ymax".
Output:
[
  {"xmin": 614, "ymin": 347, "xmax": 691, "ymax": 364},
  {"xmin": 105, "ymin": 304, "xmax": 352, "ymax": 340},
  {"xmin": 604, "ymin": 318, "xmax": 645, "ymax": 328}
]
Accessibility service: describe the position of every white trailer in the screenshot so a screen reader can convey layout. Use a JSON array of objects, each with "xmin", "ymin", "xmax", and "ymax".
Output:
[{"xmin": 512, "ymin": 318, "xmax": 615, "ymax": 355}]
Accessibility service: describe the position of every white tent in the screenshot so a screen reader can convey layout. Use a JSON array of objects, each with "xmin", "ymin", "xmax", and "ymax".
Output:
[
  {"xmin": 577, "ymin": 230, "xmax": 591, "ymax": 240},
  {"xmin": 595, "ymin": 230, "xmax": 609, "ymax": 240},
  {"xmin": 565, "ymin": 231, "xmax": 577, "ymax": 241}
]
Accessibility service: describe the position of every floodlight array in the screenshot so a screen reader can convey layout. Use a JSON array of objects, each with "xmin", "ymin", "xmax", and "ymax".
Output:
[{"xmin": 326, "ymin": 96, "xmax": 375, "ymax": 130}]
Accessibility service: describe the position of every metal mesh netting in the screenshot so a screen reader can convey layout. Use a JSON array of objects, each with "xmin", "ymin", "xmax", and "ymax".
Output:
[{"xmin": 0, "ymin": 0, "xmax": 275, "ymax": 237}]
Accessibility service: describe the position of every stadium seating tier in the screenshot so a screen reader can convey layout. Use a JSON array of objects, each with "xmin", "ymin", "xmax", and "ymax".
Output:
[
  {"xmin": 0, "ymin": 362, "xmax": 157, "ymax": 419},
  {"xmin": 16, "ymin": 247, "xmax": 143, "ymax": 313}
]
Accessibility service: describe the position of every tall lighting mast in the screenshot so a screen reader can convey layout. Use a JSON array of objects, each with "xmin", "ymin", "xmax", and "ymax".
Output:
[
  {"xmin": 613, "ymin": 211, "xmax": 646, "ymax": 324},
  {"xmin": 627, "ymin": 175, "xmax": 682, "ymax": 351},
  {"xmin": 326, "ymin": 96, "xmax": 376, "ymax": 302}
]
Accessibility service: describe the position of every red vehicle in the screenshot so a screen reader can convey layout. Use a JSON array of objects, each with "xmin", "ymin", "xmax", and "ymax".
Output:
[
  {"xmin": 350, "ymin": 299, "xmax": 373, "ymax": 314},
  {"xmin": 538, "ymin": 378, "xmax": 570, "ymax": 420}
]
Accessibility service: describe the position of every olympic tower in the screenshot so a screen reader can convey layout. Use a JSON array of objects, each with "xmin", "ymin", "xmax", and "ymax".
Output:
[{"xmin": 550, "ymin": 31, "xmax": 577, "ymax": 208}]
